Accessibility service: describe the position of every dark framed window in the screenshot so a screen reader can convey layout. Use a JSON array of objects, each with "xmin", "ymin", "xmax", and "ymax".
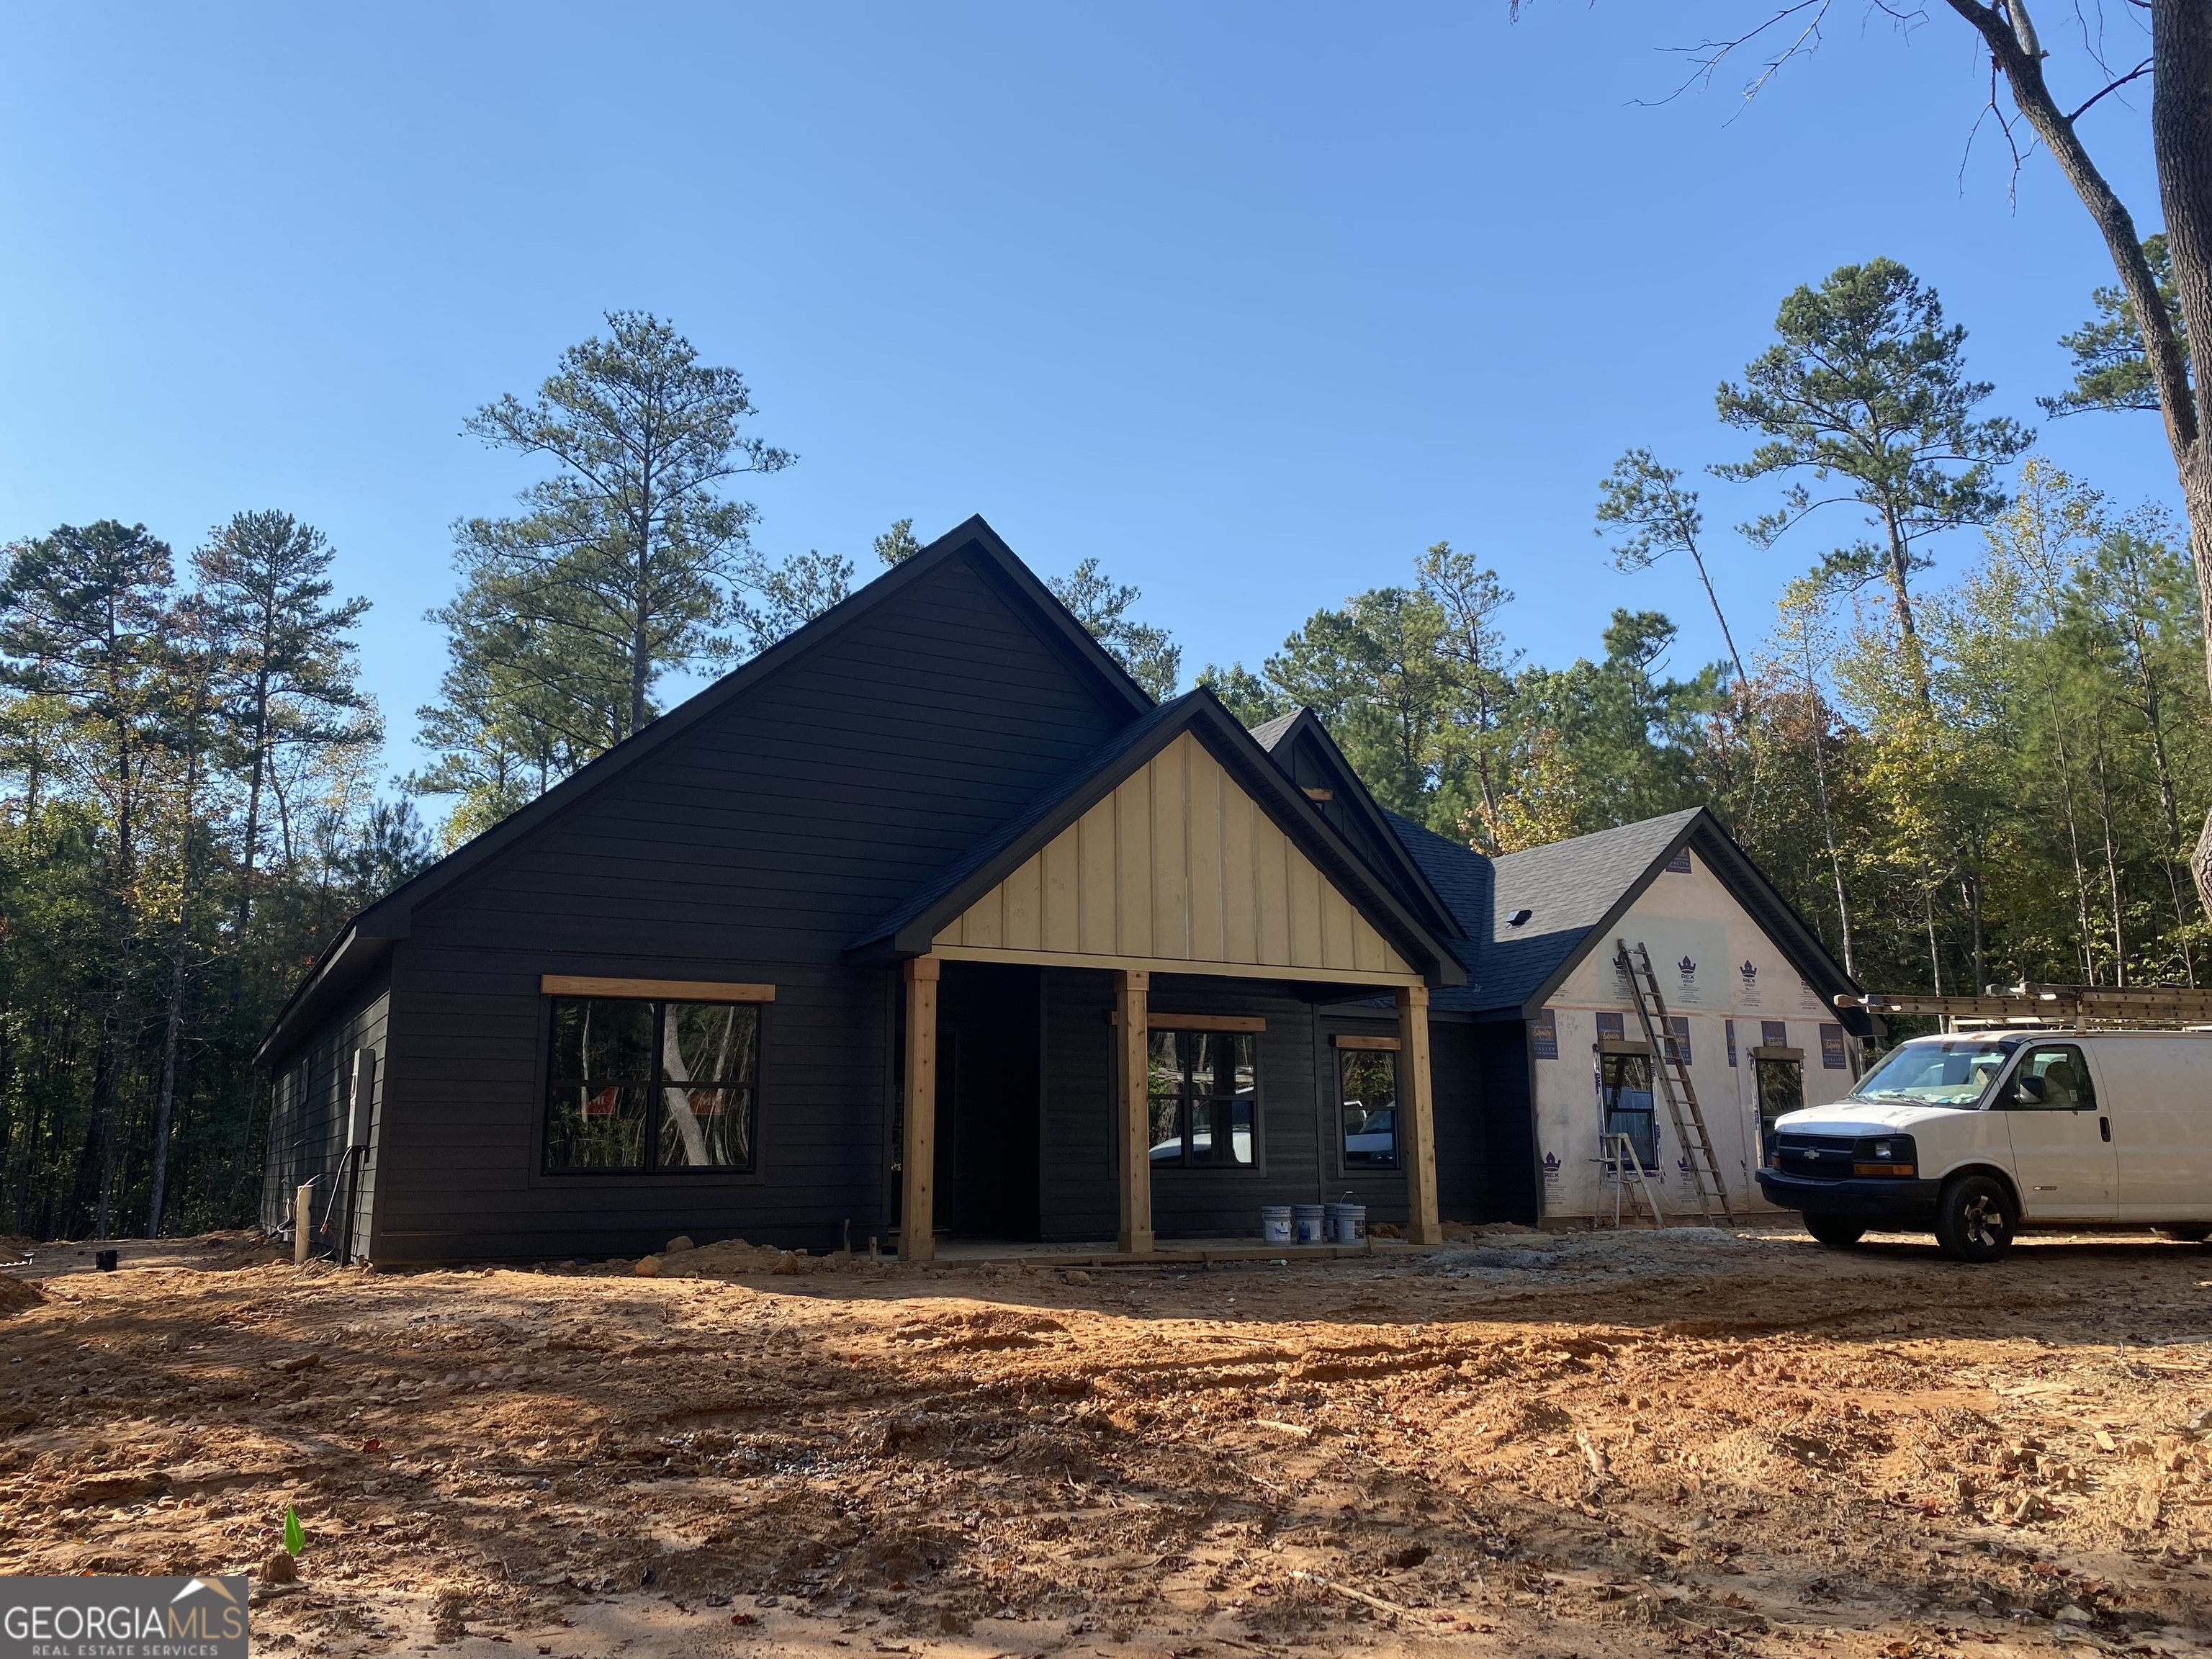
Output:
[
  {"xmin": 545, "ymin": 996, "xmax": 758, "ymax": 1173},
  {"xmin": 1147, "ymin": 1030, "xmax": 1256, "ymax": 1168},
  {"xmin": 1601, "ymin": 1052, "xmax": 1656, "ymax": 1169},
  {"xmin": 1338, "ymin": 1048, "xmax": 1399, "ymax": 1169}
]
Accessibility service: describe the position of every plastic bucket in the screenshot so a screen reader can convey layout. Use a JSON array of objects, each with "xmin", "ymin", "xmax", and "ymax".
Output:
[
  {"xmin": 1334, "ymin": 1204, "xmax": 1367, "ymax": 1244},
  {"xmin": 1260, "ymin": 1205, "xmax": 1293, "ymax": 1244},
  {"xmin": 1323, "ymin": 1202, "xmax": 1349, "ymax": 1242},
  {"xmin": 1292, "ymin": 1203, "xmax": 1326, "ymax": 1244}
]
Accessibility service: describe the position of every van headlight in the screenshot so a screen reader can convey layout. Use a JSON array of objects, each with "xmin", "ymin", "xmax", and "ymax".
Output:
[{"xmin": 1853, "ymin": 1134, "xmax": 1917, "ymax": 1178}]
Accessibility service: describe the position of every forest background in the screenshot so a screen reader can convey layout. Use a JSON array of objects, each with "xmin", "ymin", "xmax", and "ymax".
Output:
[
  {"xmin": 3, "ymin": 5, "xmax": 2209, "ymax": 1242},
  {"xmin": 3, "ymin": 258, "xmax": 2203, "ymax": 1243}
]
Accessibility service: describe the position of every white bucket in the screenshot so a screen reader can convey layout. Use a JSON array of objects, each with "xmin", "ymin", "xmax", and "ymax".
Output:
[{"xmin": 1260, "ymin": 1205, "xmax": 1293, "ymax": 1244}]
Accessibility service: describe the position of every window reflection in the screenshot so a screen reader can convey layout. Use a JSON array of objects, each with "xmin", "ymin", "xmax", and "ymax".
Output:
[
  {"xmin": 1147, "ymin": 1030, "xmax": 1256, "ymax": 1167},
  {"xmin": 546, "ymin": 997, "xmax": 758, "ymax": 1172},
  {"xmin": 1339, "ymin": 1048, "xmax": 1398, "ymax": 1169}
]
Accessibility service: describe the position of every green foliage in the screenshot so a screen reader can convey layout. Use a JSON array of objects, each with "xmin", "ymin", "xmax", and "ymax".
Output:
[
  {"xmin": 1206, "ymin": 541, "xmax": 1721, "ymax": 852},
  {"xmin": 1195, "ymin": 662, "xmax": 1285, "ymax": 727},
  {"xmin": 283, "ymin": 1505, "xmax": 305, "ymax": 1555},
  {"xmin": 1768, "ymin": 459, "xmax": 2210, "ymax": 996},
  {"xmin": 2044, "ymin": 235, "xmax": 2188, "ymax": 418},
  {"xmin": 873, "ymin": 519, "xmax": 925, "ymax": 567},
  {"xmin": 1597, "ymin": 450, "xmax": 1704, "ymax": 575},
  {"xmin": 1715, "ymin": 259, "xmax": 2031, "ymax": 678},
  {"xmin": 736, "ymin": 550, "xmax": 855, "ymax": 656},
  {"xmin": 1596, "ymin": 449, "xmax": 1749, "ymax": 689},
  {"xmin": 1046, "ymin": 558, "xmax": 1182, "ymax": 701},
  {"xmin": 413, "ymin": 313, "xmax": 797, "ymax": 832},
  {"xmin": 0, "ymin": 514, "xmax": 392, "ymax": 1241}
]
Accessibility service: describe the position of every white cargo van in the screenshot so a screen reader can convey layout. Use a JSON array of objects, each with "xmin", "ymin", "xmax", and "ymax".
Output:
[{"xmin": 1755, "ymin": 1030, "xmax": 2212, "ymax": 1262}]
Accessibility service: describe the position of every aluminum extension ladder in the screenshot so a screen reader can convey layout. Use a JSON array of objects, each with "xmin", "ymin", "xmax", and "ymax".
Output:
[{"xmin": 1615, "ymin": 938, "xmax": 1735, "ymax": 1226}]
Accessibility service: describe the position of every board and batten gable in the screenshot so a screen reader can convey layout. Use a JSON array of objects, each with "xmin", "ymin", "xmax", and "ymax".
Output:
[
  {"xmin": 368, "ymin": 549, "xmax": 1143, "ymax": 1262},
  {"xmin": 1528, "ymin": 845, "xmax": 1856, "ymax": 1220},
  {"xmin": 934, "ymin": 731, "xmax": 1418, "ymax": 984}
]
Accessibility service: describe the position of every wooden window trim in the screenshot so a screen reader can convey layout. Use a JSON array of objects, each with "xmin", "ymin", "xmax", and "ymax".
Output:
[
  {"xmin": 1105, "ymin": 1011, "xmax": 1265, "ymax": 1033},
  {"xmin": 541, "ymin": 975, "xmax": 775, "ymax": 1004},
  {"xmin": 1596, "ymin": 1036, "xmax": 1654, "ymax": 1057},
  {"xmin": 1331, "ymin": 1033, "xmax": 1401, "ymax": 1051}
]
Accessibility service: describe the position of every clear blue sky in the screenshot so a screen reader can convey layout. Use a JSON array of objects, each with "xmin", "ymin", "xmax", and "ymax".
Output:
[{"xmin": 0, "ymin": 3, "xmax": 2176, "ymax": 793}]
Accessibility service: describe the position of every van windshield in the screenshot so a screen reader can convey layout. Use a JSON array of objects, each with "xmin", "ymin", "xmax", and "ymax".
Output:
[{"xmin": 1846, "ymin": 1039, "xmax": 2017, "ymax": 1107}]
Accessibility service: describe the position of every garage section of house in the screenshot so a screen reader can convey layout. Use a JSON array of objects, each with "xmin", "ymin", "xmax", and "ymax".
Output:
[
  {"xmin": 1393, "ymin": 808, "xmax": 1874, "ymax": 1225},
  {"xmin": 256, "ymin": 517, "xmax": 1869, "ymax": 1264}
]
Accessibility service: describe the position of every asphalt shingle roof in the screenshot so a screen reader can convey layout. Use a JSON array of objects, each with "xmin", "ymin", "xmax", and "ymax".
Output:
[
  {"xmin": 1383, "ymin": 808, "xmax": 1703, "ymax": 1015},
  {"xmin": 1246, "ymin": 710, "xmax": 1300, "ymax": 752}
]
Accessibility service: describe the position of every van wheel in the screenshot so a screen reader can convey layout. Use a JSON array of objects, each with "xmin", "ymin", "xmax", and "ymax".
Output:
[
  {"xmin": 1936, "ymin": 1175, "xmax": 2016, "ymax": 1263},
  {"xmin": 1804, "ymin": 1213, "xmax": 1867, "ymax": 1250},
  {"xmin": 2155, "ymin": 1225, "xmax": 2212, "ymax": 1243}
]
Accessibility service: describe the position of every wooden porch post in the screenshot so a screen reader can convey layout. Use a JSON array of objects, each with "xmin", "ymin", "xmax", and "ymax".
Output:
[
  {"xmin": 1396, "ymin": 984, "xmax": 1442, "ymax": 1245},
  {"xmin": 902, "ymin": 956, "xmax": 940, "ymax": 1263},
  {"xmin": 1115, "ymin": 969, "xmax": 1154, "ymax": 1254}
]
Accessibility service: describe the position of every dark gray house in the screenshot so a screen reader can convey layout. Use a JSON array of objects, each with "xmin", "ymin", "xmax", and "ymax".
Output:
[{"xmin": 260, "ymin": 518, "xmax": 1862, "ymax": 1262}]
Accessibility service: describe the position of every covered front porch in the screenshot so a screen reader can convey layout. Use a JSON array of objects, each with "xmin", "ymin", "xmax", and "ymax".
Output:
[
  {"xmin": 889, "ymin": 956, "xmax": 1442, "ymax": 1265},
  {"xmin": 895, "ymin": 956, "xmax": 1444, "ymax": 1260},
  {"xmin": 846, "ymin": 709, "xmax": 1467, "ymax": 1262}
]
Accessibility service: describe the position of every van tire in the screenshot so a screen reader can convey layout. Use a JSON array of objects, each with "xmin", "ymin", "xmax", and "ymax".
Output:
[
  {"xmin": 1804, "ymin": 1213, "xmax": 1867, "ymax": 1250},
  {"xmin": 1935, "ymin": 1175, "xmax": 2016, "ymax": 1263},
  {"xmin": 2154, "ymin": 1225, "xmax": 2212, "ymax": 1243}
]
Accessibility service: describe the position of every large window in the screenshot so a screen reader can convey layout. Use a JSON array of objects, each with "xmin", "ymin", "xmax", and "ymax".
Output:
[
  {"xmin": 1147, "ymin": 1031, "xmax": 1255, "ymax": 1167},
  {"xmin": 545, "ymin": 997, "xmax": 758, "ymax": 1173},
  {"xmin": 1339, "ymin": 1048, "xmax": 1399, "ymax": 1169}
]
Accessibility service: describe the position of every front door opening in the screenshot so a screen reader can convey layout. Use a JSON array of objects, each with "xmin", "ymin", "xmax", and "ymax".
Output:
[{"xmin": 1754, "ymin": 1058, "xmax": 1804, "ymax": 1164}]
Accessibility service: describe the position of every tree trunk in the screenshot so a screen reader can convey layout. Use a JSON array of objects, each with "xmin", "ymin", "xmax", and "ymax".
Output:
[
  {"xmin": 1963, "ymin": 867, "xmax": 1986, "ymax": 993},
  {"xmin": 1925, "ymin": 888, "xmax": 1943, "ymax": 995},
  {"xmin": 145, "ymin": 860, "xmax": 193, "ymax": 1238},
  {"xmin": 1800, "ymin": 655, "xmax": 1855, "ymax": 979},
  {"xmin": 235, "ymin": 667, "xmax": 271, "ymax": 932},
  {"xmin": 1945, "ymin": 0, "xmax": 2212, "ymax": 922},
  {"xmin": 2092, "ymin": 721, "xmax": 2128, "ymax": 986},
  {"xmin": 147, "ymin": 692, "xmax": 205, "ymax": 1238}
]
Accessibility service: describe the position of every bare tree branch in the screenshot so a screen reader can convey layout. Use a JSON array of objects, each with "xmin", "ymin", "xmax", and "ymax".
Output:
[{"xmin": 2066, "ymin": 55, "xmax": 2154, "ymax": 120}]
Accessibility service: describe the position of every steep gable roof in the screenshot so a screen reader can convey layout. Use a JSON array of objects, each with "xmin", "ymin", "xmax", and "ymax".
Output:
[
  {"xmin": 848, "ymin": 689, "xmax": 1465, "ymax": 984},
  {"xmin": 1247, "ymin": 706, "xmax": 1462, "ymax": 942},
  {"xmin": 259, "ymin": 516, "xmax": 1155, "ymax": 1062},
  {"xmin": 1479, "ymin": 809, "xmax": 1704, "ymax": 1013},
  {"xmin": 1386, "ymin": 806, "xmax": 1869, "ymax": 1033}
]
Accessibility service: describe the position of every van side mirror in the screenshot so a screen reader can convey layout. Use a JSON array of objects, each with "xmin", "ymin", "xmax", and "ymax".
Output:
[{"xmin": 2011, "ymin": 1075, "xmax": 2047, "ymax": 1105}]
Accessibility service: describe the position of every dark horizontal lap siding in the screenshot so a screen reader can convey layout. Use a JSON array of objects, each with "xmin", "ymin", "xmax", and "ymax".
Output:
[
  {"xmin": 1040, "ymin": 969, "xmax": 1115, "ymax": 1241},
  {"xmin": 1475, "ymin": 1021, "xmax": 1540, "ymax": 1224},
  {"xmin": 355, "ymin": 557, "xmax": 1130, "ymax": 1263},
  {"xmin": 261, "ymin": 974, "xmax": 387, "ymax": 1256},
  {"xmin": 1040, "ymin": 973, "xmax": 1346, "ymax": 1242},
  {"xmin": 1431, "ymin": 1023, "xmax": 1483, "ymax": 1223}
]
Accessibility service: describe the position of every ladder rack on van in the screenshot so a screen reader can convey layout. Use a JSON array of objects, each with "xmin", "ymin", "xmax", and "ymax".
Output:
[
  {"xmin": 1615, "ymin": 938, "xmax": 1735, "ymax": 1226},
  {"xmin": 1837, "ymin": 985, "xmax": 2212, "ymax": 1033}
]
